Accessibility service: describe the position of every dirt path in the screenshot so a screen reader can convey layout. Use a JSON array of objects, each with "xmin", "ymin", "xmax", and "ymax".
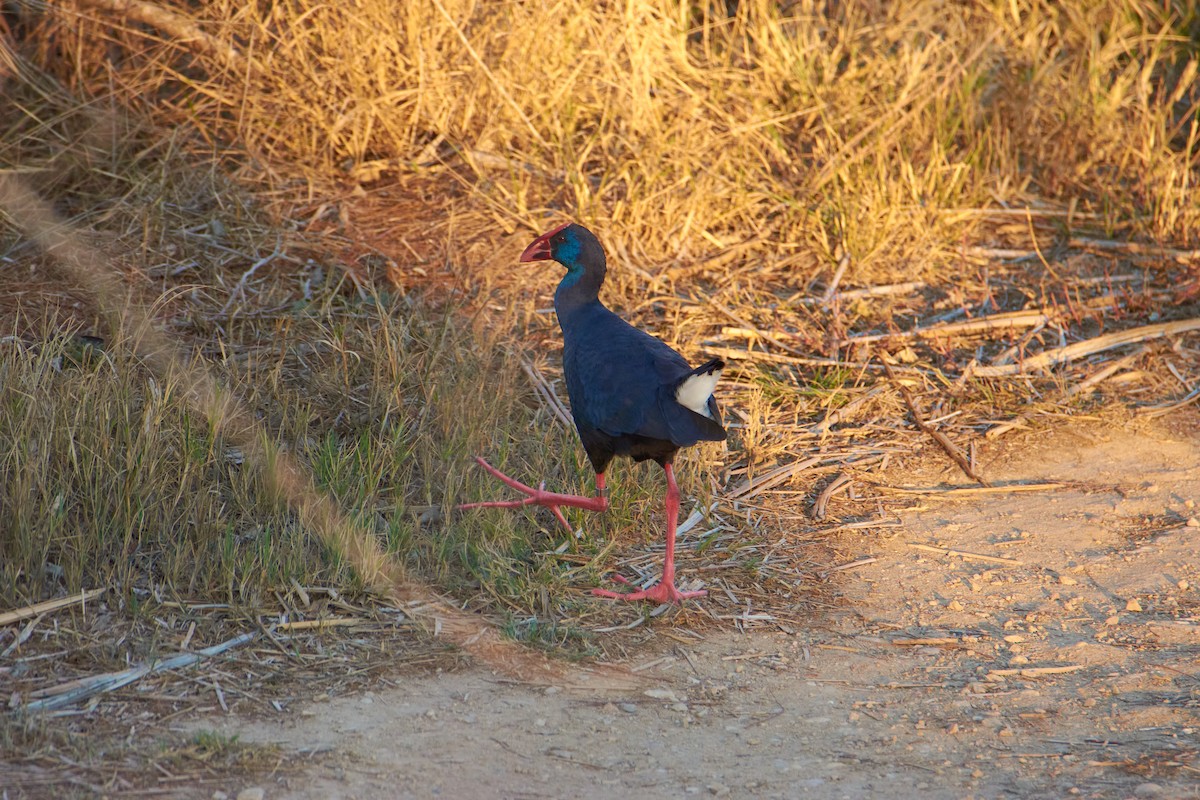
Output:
[{"xmin": 188, "ymin": 424, "xmax": 1200, "ymax": 799}]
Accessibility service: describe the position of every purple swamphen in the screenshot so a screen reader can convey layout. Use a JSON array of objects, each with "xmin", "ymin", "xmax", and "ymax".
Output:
[{"xmin": 459, "ymin": 222, "xmax": 726, "ymax": 604}]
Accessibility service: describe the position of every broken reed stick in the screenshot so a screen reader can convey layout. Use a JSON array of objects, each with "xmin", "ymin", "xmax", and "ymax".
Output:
[
  {"xmin": 966, "ymin": 238, "xmax": 1200, "ymax": 263},
  {"xmin": 1136, "ymin": 386, "xmax": 1200, "ymax": 418},
  {"xmin": 711, "ymin": 302, "xmax": 808, "ymax": 357},
  {"xmin": 879, "ymin": 358, "xmax": 990, "ymax": 487},
  {"xmin": 908, "ymin": 542, "xmax": 1023, "ymax": 566},
  {"xmin": 941, "ymin": 207, "xmax": 1101, "ymax": 220},
  {"xmin": 819, "ymin": 557, "xmax": 878, "ymax": 577},
  {"xmin": 276, "ymin": 618, "xmax": 368, "ymax": 631},
  {"xmin": 729, "ymin": 456, "xmax": 821, "ymax": 500},
  {"xmin": 881, "ymin": 482, "xmax": 1066, "ymax": 496},
  {"xmin": 811, "ymin": 385, "xmax": 890, "ymax": 435},
  {"xmin": 971, "ymin": 318, "xmax": 1200, "ymax": 377},
  {"xmin": 811, "ymin": 473, "xmax": 853, "ymax": 520},
  {"xmin": 23, "ymin": 631, "xmax": 259, "ymax": 711},
  {"xmin": 821, "ymin": 252, "xmax": 852, "ymax": 307},
  {"xmin": 519, "ymin": 357, "xmax": 573, "ymax": 429},
  {"xmin": 845, "ymin": 310, "xmax": 1050, "ymax": 346},
  {"xmin": 796, "ymin": 281, "xmax": 926, "ymax": 305},
  {"xmin": 705, "ymin": 345, "xmax": 931, "ymax": 374},
  {"xmin": 1065, "ymin": 349, "xmax": 1145, "ymax": 397},
  {"xmin": 988, "ymin": 664, "xmax": 1086, "ymax": 677},
  {"xmin": 0, "ymin": 588, "xmax": 107, "ymax": 627},
  {"xmin": 984, "ymin": 347, "xmax": 1142, "ymax": 441}
]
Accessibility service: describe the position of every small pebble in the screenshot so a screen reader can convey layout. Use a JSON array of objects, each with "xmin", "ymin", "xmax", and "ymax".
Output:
[
  {"xmin": 236, "ymin": 789, "xmax": 264, "ymax": 800},
  {"xmin": 619, "ymin": 703, "xmax": 638, "ymax": 714},
  {"xmin": 1105, "ymin": 615, "xmax": 1120, "ymax": 626},
  {"xmin": 1134, "ymin": 783, "xmax": 1164, "ymax": 798},
  {"xmin": 708, "ymin": 784, "xmax": 730, "ymax": 797},
  {"xmin": 947, "ymin": 600, "xmax": 964, "ymax": 612},
  {"xmin": 1188, "ymin": 517, "xmax": 1200, "ymax": 528},
  {"xmin": 1180, "ymin": 580, "xmax": 1191, "ymax": 591},
  {"xmin": 1125, "ymin": 598, "xmax": 1143, "ymax": 612},
  {"xmin": 212, "ymin": 793, "xmax": 229, "ymax": 800},
  {"xmin": 644, "ymin": 689, "xmax": 679, "ymax": 702},
  {"xmin": 1003, "ymin": 634, "xmax": 1025, "ymax": 643},
  {"xmin": 1059, "ymin": 575, "xmax": 1078, "ymax": 586}
]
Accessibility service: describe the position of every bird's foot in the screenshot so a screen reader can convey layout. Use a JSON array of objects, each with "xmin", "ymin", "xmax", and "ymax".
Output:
[
  {"xmin": 457, "ymin": 457, "xmax": 607, "ymax": 532},
  {"xmin": 593, "ymin": 573, "xmax": 707, "ymax": 604}
]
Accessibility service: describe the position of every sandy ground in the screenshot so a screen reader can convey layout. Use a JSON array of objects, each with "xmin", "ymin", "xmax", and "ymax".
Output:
[{"xmin": 185, "ymin": 423, "xmax": 1200, "ymax": 800}]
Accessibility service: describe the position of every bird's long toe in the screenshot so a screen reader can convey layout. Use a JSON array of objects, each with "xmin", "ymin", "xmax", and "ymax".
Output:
[
  {"xmin": 593, "ymin": 577, "xmax": 707, "ymax": 604},
  {"xmin": 457, "ymin": 456, "xmax": 605, "ymax": 533}
]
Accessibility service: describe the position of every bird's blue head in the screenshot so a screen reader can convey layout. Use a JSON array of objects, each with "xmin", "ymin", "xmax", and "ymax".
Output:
[{"xmin": 519, "ymin": 222, "xmax": 605, "ymax": 290}]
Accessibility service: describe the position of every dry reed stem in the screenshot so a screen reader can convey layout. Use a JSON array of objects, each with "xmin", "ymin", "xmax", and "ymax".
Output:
[
  {"xmin": 0, "ymin": 588, "xmax": 107, "ymax": 626},
  {"xmin": 971, "ymin": 319, "xmax": 1200, "ymax": 377}
]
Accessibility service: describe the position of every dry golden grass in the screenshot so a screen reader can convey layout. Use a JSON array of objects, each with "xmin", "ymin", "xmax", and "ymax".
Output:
[
  {"xmin": 2, "ymin": 0, "xmax": 1199, "ymax": 647},
  {"xmin": 35, "ymin": 0, "xmax": 1200, "ymax": 257}
]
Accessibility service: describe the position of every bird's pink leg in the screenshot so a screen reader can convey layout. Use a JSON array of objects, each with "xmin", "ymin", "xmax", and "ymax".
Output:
[
  {"xmin": 594, "ymin": 462, "xmax": 707, "ymax": 604},
  {"xmin": 458, "ymin": 457, "xmax": 608, "ymax": 532}
]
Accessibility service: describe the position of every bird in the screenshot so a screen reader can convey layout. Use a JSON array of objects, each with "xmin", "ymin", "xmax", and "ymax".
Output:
[{"xmin": 459, "ymin": 222, "xmax": 726, "ymax": 604}]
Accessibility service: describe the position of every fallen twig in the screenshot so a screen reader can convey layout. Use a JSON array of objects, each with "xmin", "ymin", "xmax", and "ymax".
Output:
[
  {"xmin": 907, "ymin": 542, "xmax": 1023, "ymax": 566},
  {"xmin": 881, "ymin": 358, "xmax": 989, "ymax": 487},
  {"xmin": 812, "ymin": 473, "xmax": 853, "ymax": 520}
]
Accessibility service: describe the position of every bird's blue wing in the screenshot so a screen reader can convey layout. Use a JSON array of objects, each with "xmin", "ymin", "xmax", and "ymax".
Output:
[{"xmin": 562, "ymin": 306, "xmax": 690, "ymax": 441}]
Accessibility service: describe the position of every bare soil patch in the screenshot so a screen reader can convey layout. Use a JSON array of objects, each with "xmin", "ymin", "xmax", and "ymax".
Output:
[{"xmin": 158, "ymin": 421, "xmax": 1200, "ymax": 800}]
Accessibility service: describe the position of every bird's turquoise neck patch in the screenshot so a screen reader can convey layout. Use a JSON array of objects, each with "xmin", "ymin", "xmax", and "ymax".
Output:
[
  {"xmin": 558, "ymin": 262, "xmax": 585, "ymax": 289},
  {"xmin": 555, "ymin": 233, "xmax": 584, "ymax": 288}
]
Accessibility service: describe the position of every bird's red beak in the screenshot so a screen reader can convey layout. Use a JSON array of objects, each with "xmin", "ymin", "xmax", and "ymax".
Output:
[{"xmin": 519, "ymin": 222, "xmax": 571, "ymax": 263}]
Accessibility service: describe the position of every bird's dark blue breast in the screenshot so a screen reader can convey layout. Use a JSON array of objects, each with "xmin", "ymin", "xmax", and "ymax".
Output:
[{"xmin": 558, "ymin": 300, "xmax": 719, "ymax": 471}]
